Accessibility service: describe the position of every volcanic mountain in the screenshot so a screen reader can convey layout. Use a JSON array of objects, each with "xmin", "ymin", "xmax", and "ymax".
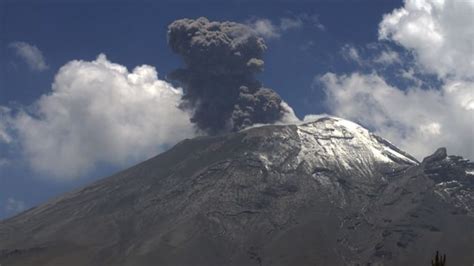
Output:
[{"xmin": 1, "ymin": 117, "xmax": 473, "ymax": 265}]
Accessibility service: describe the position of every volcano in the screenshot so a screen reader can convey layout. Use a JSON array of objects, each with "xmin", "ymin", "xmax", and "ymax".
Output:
[{"xmin": 1, "ymin": 117, "xmax": 473, "ymax": 265}]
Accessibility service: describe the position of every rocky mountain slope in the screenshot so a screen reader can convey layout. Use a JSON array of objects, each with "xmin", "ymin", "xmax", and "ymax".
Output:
[{"xmin": 1, "ymin": 117, "xmax": 473, "ymax": 265}]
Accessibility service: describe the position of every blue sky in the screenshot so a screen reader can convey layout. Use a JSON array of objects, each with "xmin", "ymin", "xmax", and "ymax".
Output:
[
  {"xmin": 1, "ymin": 1, "xmax": 401, "ymax": 113},
  {"xmin": 1, "ymin": 0, "xmax": 473, "ymax": 219}
]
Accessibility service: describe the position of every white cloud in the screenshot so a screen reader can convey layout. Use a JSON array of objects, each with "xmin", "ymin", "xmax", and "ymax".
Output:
[
  {"xmin": 341, "ymin": 44, "xmax": 401, "ymax": 66},
  {"xmin": 279, "ymin": 17, "xmax": 303, "ymax": 31},
  {"xmin": 278, "ymin": 101, "xmax": 300, "ymax": 124},
  {"xmin": 373, "ymin": 50, "xmax": 401, "ymax": 65},
  {"xmin": 399, "ymin": 67, "xmax": 423, "ymax": 86},
  {"xmin": 4, "ymin": 197, "xmax": 26, "ymax": 214},
  {"xmin": 249, "ymin": 14, "xmax": 324, "ymax": 40},
  {"xmin": 297, "ymin": 13, "xmax": 325, "ymax": 31},
  {"xmin": 251, "ymin": 19, "xmax": 281, "ymax": 39},
  {"xmin": 320, "ymin": 72, "xmax": 474, "ymax": 160},
  {"xmin": 379, "ymin": 0, "xmax": 474, "ymax": 79},
  {"xmin": 9, "ymin": 41, "xmax": 49, "ymax": 72},
  {"xmin": 0, "ymin": 128, "xmax": 11, "ymax": 144},
  {"xmin": 0, "ymin": 108, "xmax": 12, "ymax": 144},
  {"xmin": 0, "ymin": 108, "xmax": 13, "ymax": 168},
  {"xmin": 320, "ymin": 0, "xmax": 474, "ymax": 161},
  {"xmin": 9, "ymin": 54, "xmax": 195, "ymax": 180},
  {"xmin": 341, "ymin": 44, "xmax": 363, "ymax": 65}
]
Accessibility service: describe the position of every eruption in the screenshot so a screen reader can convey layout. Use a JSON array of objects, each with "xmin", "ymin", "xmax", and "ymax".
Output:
[{"xmin": 167, "ymin": 17, "xmax": 289, "ymax": 134}]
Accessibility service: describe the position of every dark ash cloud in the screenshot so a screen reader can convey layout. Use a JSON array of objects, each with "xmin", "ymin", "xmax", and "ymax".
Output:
[{"xmin": 168, "ymin": 17, "xmax": 288, "ymax": 134}]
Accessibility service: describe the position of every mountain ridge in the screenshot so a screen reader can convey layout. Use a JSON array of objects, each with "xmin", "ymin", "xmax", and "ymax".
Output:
[{"xmin": 1, "ymin": 116, "xmax": 473, "ymax": 265}]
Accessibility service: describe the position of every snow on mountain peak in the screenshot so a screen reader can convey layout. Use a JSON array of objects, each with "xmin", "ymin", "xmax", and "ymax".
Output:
[{"xmin": 295, "ymin": 116, "xmax": 418, "ymax": 180}]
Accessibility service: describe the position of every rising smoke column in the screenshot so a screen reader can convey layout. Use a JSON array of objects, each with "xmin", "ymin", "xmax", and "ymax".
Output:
[{"xmin": 168, "ymin": 17, "xmax": 289, "ymax": 134}]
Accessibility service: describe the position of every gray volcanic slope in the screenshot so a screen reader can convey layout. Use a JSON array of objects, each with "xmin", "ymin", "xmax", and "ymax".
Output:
[{"xmin": 1, "ymin": 117, "xmax": 473, "ymax": 266}]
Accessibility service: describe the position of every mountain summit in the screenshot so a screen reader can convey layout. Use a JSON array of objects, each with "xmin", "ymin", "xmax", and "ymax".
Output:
[{"xmin": 1, "ymin": 117, "xmax": 473, "ymax": 265}]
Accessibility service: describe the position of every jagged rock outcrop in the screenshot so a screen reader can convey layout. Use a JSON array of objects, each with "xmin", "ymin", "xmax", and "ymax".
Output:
[{"xmin": 0, "ymin": 117, "xmax": 473, "ymax": 266}]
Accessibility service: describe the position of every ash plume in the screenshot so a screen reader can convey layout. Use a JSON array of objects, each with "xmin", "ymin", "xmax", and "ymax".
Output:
[{"xmin": 167, "ymin": 17, "xmax": 288, "ymax": 134}]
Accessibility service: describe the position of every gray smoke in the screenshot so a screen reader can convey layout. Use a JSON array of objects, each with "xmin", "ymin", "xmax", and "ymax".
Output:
[{"xmin": 167, "ymin": 17, "xmax": 288, "ymax": 134}]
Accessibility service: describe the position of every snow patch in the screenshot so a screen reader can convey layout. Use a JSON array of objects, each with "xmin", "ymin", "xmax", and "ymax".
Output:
[
  {"xmin": 295, "ymin": 117, "xmax": 417, "ymax": 180},
  {"xmin": 258, "ymin": 154, "xmax": 272, "ymax": 170}
]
